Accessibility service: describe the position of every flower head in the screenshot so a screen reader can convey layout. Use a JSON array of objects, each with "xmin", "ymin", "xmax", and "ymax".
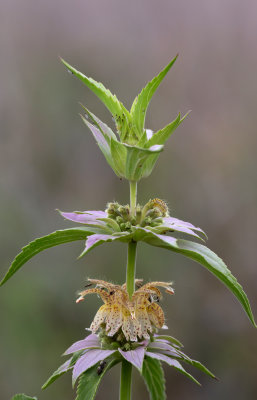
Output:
[
  {"xmin": 76, "ymin": 279, "xmax": 174, "ymax": 342},
  {"xmin": 59, "ymin": 198, "xmax": 206, "ymax": 259}
]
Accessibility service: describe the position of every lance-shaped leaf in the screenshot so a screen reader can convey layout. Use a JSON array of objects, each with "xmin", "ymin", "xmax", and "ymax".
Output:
[
  {"xmin": 80, "ymin": 104, "xmax": 117, "ymax": 141},
  {"xmin": 130, "ymin": 55, "xmax": 178, "ymax": 140},
  {"xmin": 145, "ymin": 351, "xmax": 200, "ymax": 385},
  {"xmin": 76, "ymin": 359, "xmax": 119, "ymax": 400},
  {"xmin": 140, "ymin": 230, "xmax": 257, "ymax": 328},
  {"xmin": 61, "ymin": 58, "xmax": 129, "ymax": 122},
  {"xmin": 142, "ymin": 356, "xmax": 166, "ymax": 400},
  {"xmin": 0, "ymin": 228, "xmax": 93, "ymax": 286},
  {"xmin": 42, "ymin": 358, "xmax": 73, "ymax": 389},
  {"xmin": 146, "ymin": 112, "xmax": 188, "ymax": 148}
]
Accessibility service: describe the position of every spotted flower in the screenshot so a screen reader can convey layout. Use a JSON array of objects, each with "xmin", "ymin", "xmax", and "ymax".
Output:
[
  {"xmin": 76, "ymin": 279, "xmax": 174, "ymax": 341},
  {"xmin": 2, "ymin": 196, "xmax": 256, "ymax": 333}
]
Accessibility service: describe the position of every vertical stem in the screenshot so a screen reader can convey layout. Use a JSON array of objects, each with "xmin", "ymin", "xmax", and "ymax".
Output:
[
  {"xmin": 119, "ymin": 360, "xmax": 132, "ymax": 400},
  {"xmin": 129, "ymin": 181, "xmax": 137, "ymax": 217},
  {"xmin": 119, "ymin": 180, "xmax": 138, "ymax": 400},
  {"xmin": 126, "ymin": 240, "xmax": 137, "ymax": 298}
]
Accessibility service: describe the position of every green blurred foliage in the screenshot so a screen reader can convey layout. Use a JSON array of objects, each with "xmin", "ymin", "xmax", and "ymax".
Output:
[{"xmin": 0, "ymin": 0, "xmax": 257, "ymax": 399}]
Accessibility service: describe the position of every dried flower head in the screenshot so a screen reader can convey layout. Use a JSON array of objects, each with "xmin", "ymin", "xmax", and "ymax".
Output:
[{"xmin": 76, "ymin": 279, "xmax": 174, "ymax": 341}]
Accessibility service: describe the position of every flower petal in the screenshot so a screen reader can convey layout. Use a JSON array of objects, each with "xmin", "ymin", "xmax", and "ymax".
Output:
[
  {"xmin": 119, "ymin": 346, "xmax": 145, "ymax": 371},
  {"xmin": 72, "ymin": 349, "xmax": 116, "ymax": 386},
  {"xmin": 64, "ymin": 334, "xmax": 100, "ymax": 355}
]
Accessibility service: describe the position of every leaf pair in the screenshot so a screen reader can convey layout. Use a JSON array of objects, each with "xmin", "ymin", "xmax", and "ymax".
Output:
[{"xmin": 1, "ymin": 209, "xmax": 256, "ymax": 328}]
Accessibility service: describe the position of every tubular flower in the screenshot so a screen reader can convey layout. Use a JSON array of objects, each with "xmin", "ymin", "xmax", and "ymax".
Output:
[{"xmin": 76, "ymin": 279, "xmax": 174, "ymax": 341}]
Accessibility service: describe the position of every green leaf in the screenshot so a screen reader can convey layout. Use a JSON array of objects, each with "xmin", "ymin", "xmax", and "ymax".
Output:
[
  {"xmin": 143, "ymin": 232, "xmax": 257, "ymax": 327},
  {"xmin": 124, "ymin": 143, "xmax": 163, "ymax": 181},
  {"xmin": 146, "ymin": 111, "xmax": 190, "ymax": 147},
  {"xmin": 130, "ymin": 55, "xmax": 178, "ymax": 139},
  {"xmin": 80, "ymin": 115, "xmax": 116, "ymax": 171},
  {"xmin": 76, "ymin": 359, "xmax": 119, "ymax": 400},
  {"xmin": 0, "ymin": 228, "xmax": 93, "ymax": 286},
  {"xmin": 110, "ymin": 138, "xmax": 127, "ymax": 177},
  {"xmin": 80, "ymin": 104, "xmax": 117, "ymax": 141},
  {"xmin": 154, "ymin": 335, "xmax": 183, "ymax": 348},
  {"xmin": 142, "ymin": 356, "xmax": 166, "ymax": 400},
  {"xmin": 42, "ymin": 351, "xmax": 84, "ymax": 390},
  {"xmin": 181, "ymin": 357, "xmax": 217, "ymax": 380},
  {"xmin": 42, "ymin": 359, "xmax": 72, "ymax": 389},
  {"xmin": 11, "ymin": 396, "xmax": 37, "ymax": 400},
  {"xmin": 61, "ymin": 59, "xmax": 129, "ymax": 121},
  {"xmin": 146, "ymin": 113, "xmax": 180, "ymax": 147}
]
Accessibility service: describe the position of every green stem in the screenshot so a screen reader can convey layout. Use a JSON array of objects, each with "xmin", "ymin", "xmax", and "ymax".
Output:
[
  {"xmin": 129, "ymin": 181, "xmax": 137, "ymax": 217},
  {"xmin": 119, "ymin": 360, "xmax": 132, "ymax": 400},
  {"xmin": 126, "ymin": 240, "xmax": 137, "ymax": 298},
  {"xmin": 119, "ymin": 180, "xmax": 138, "ymax": 400}
]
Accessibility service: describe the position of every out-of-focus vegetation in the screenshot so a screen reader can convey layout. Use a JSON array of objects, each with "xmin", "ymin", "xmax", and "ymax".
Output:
[{"xmin": 0, "ymin": 1, "xmax": 257, "ymax": 399}]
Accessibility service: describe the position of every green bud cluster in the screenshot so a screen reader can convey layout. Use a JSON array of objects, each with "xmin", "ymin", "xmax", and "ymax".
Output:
[
  {"xmin": 105, "ymin": 199, "xmax": 169, "ymax": 232},
  {"xmin": 98, "ymin": 325, "xmax": 146, "ymax": 351}
]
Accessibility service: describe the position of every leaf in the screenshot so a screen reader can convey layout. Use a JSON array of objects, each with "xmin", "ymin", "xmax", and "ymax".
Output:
[
  {"xmin": 80, "ymin": 104, "xmax": 117, "ymax": 140},
  {"xmin": 142, "ymin": 230, "xmax": 257, "ymax": 327},
  {"xmin": 145, "ymin": 352, "xmax": 200, "ymax": 385},
  {"xmin": 130, "ymin": 55, "xmax": 178, "ymax": 138},
  {"xmin": 110, "ymin": 138, "xmax": 127, "ymax": 177},
  {"xmin": 75, "ymin": 359, "xmax": 119, "ymax": 400},
  {"xmin": 61, "ymin": 59, "xmax": 129, "ymax": 121},
  {"xmin": 124, "ymin": 143, "xmax": 163, "ymax": 181},
  {"xmin": 42, "ymin": 351, "xmax": 84, "ymax": 390},
  {"xmin": 42, "ymin": 358, "xmax": 72, "ymax": 389},
  {"xmin": 11, "ymin": 396, "xmax": 37, "ymax": 400},
  {"xmin": 146, "ymin": 113, "xmax": 181, "ymax": 147},
  {"xmin": 142, "ymin": 356, "xmax": 166, "ymax": 400},
  {"xmin": 181, "ymin": 357, "xmax": 217, "ymax": 380},
  {"xmin": 0, "ymin": 228, "xmax": 93, "ymax": 286},
  {"xmin": 154, "ymin": 335, "xmax": 183, "ymax": 348},
  {"xmin": 81, "ymin": 115, "xmax": 117, "ymax": 173}
]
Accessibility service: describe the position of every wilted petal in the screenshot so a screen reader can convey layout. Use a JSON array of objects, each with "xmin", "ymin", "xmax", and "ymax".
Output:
[
  {"xmin": 119, "ymin": 346, "xmax": 145, "ymax": 371},
  {"xmin": 90, "ymin": 304, "xmax": 111, "ymax": 333},
  {"xmin": 64, "ymin": 334, "xmax": 100, "ymax": 355},
  {"xmin": 147, "ymin": 303, "xmax": 165, "ymax": 328},
  {"xmin": 106, "ymin": 305, "xmax": 123, "ymax": 336},
  {"xmin": 72, "ymin": 349, "xmax": 116, "ymax": 385}
]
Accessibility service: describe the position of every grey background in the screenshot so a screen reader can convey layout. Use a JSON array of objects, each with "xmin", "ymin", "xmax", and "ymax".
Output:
[{"xmin": 0, "ymin": 1, "xmax": 257, "ymax": 399}]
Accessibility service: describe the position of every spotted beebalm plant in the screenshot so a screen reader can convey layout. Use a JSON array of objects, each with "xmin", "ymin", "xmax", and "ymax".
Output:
[{"xmin": 3, "ymin": 57, "xmax": 255, "ymax": 400}]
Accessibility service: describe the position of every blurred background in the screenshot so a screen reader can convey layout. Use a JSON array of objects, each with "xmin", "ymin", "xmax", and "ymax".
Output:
[{"xmin": 0, "ymin": 0, "xmax": 257, "ymax": 399}]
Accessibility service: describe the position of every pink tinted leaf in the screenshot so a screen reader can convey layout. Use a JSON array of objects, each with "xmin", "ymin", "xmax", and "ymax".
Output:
[
  {"xmin": 72, "ymin": 349, "xmax": 116, "ymax": 386},
  {"xmin": 145, "ymin": 352, "xmax": 200, "ymax": 385},
  {"xmin": 64, "ymin": 334, "xmax": 100, "ymax": 355},
  {"xmin": 118, "ymin": 347, "xmax": 145, "ymax": 371}
]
